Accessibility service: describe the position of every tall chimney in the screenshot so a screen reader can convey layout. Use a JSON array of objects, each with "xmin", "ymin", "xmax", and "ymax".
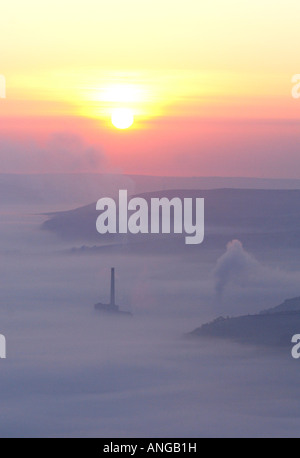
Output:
[{"xmin": 110, "ymin": 267, "xmax": 115, "ymax": 306}]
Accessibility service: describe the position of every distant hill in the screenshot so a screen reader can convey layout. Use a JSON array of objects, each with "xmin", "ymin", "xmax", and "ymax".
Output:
[
  {"xmin": 2, "ymin": 173, "xmax": 300, "ymax": 206},
  {"xmin": 190, "ymin": 297, "xmax": 300, "ymax": 347},
  {"xmin": 260, "ymin": 297, "xmax": 300, "ymax": 315},
  {"xmin": 41, "ymin": 188, "xmax": 300, "ymax": 250}
]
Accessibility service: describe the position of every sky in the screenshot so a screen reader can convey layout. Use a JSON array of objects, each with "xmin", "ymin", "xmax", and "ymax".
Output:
[
  {"xmin": 2, "ymin": 2, "xmax": 300, "ymax": 437},
  {"xmin": 0, "ymin": 0, "xmax": 299, "ymax": 176}
]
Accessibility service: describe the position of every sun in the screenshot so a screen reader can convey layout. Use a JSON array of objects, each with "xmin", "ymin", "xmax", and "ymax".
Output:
[{"xmin": 111, "ymin": 108, "xmax": 134, "ymax": 129}]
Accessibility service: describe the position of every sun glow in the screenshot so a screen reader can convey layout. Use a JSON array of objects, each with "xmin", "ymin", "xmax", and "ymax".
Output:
[
  {"xmin": 98, "ymin": 84, "xmax": 143, "ymax": 104},
  {"xmin": 111, "ymin": 108, "xmax": 134, "ymax": 129},
  {"xmin": 98, "ymin": 83, "xmax": 144, "ymax": 129},
  {"xmin": 74, "ymin": 72, "xmax": 208, "ymax": 124},
  {"xmin": 80, "ymin": 82, "xmax": 146, "ymax": 128}
]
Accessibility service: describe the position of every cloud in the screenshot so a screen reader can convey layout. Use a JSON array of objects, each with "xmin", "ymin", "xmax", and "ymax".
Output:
[
  {"xmin": 214, "ymin": 239, "xmax": 300, "ymax": 298},
  {"xmin": 0, "ymin": 132, "xmax": 106, "ymax": 173}
]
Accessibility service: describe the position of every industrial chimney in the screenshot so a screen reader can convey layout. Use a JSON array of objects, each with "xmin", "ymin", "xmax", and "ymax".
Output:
[
  {"xmin": 110, "ymin": 267, "xmax": 115, "ymax": 306},
  {"xmin": 94, "ymin": 267, "xmax": 132, "ymax": 316}
]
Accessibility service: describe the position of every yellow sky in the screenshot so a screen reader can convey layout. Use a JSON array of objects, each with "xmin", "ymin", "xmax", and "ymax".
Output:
[
  {"xmin": 0, "ymin": 0, "xmax": 299, "ymax": 123},
  {"xmin": 1, "ymin": 0, "xmax": 299, "ymax": 72},
  {"xmin": 1, "ymin": 67, "xmax": 296, "ymax": 123}
]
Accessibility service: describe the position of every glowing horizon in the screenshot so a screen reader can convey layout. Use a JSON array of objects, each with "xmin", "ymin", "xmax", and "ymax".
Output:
[{"xmin": 0, "ymin": 1, "xmax": 299, "ymax": 176}]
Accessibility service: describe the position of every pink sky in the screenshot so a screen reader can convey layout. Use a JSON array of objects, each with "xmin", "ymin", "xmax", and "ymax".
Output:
[{"xmin": 0, "ymin": 113, "xmax": 299, "ymax": 177}]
